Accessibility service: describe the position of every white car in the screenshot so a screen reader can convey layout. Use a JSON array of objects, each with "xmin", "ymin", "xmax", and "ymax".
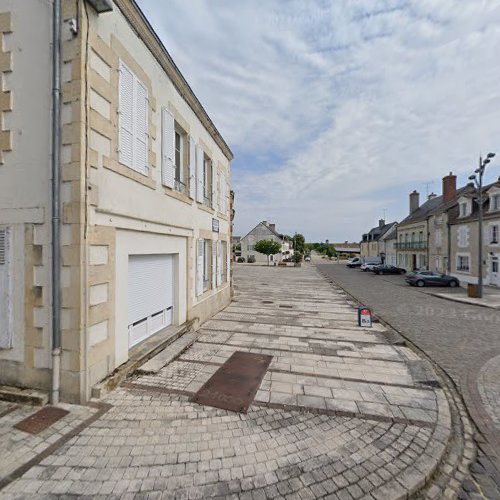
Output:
[{"xmin": 360, "ymin": 262, "xmax": 381, "ymax": 272}]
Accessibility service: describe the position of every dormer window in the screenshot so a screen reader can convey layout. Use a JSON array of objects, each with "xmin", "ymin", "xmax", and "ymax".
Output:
[
  {"xmin": 458, "ymin": 198, "xmax": 471, "ymax": 218},
  {"xmin": 490, "ymin": 193, "xmax": 500, "ymax": 212}
]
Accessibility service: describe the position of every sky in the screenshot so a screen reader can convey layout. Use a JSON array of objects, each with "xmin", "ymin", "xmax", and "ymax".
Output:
[{"xmin": 136, "ymin": 0, "xmax": 500, "ymax": 242}]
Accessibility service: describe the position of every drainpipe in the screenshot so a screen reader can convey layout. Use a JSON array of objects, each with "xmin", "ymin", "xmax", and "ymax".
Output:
[{"xmin": 51, "ymin": 0, "xmax": 62, "ymax": 405}]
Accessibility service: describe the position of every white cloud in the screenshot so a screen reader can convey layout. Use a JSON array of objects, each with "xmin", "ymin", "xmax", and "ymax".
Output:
[{"xmin": 137, "ymin": 0, "xmax": 500, "ymax": 241}]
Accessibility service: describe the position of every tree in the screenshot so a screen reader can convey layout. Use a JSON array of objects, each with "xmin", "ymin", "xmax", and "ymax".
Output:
[
  {"xmin": 293, "ymin": 233, "xmax": 305, "ymax": 255},
  {"xmin": 254, "ymin": 239, "xmax": 282, "ymax": 266}
]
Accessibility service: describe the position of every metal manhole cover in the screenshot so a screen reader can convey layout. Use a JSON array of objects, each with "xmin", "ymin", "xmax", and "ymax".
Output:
[
  {"xmin": 191, "ymin": 351, "xmax": 272, "ymax": 413},
  {"xmin": 14, "ymin": 406, "xmax": 69, "ymax": 434}
]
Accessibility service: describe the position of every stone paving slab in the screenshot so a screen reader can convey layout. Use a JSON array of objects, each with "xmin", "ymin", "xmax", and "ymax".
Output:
[
  {"xmin": 0, "ymin": 403, "xmax": 97, "ymax": 486},
  {"xmin": 0, "ymin": 264, "xmax": 454, "ymax": 499}
]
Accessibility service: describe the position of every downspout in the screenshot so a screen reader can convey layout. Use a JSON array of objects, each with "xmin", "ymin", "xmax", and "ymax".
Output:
[{"xmin": 51, "ymin": 0, "xmax": 62, "ymax": 405}]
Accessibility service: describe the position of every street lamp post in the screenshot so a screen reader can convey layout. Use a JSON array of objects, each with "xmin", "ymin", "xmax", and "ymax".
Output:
[{"xmin": 468, "ymin": 152, "xmax": 495, "ymax": 298}]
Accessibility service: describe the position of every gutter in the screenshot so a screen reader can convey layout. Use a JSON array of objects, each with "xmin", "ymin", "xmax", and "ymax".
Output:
[{"xmin": 51, "ymin": 0, "xmax": 62, "ymax": 405}]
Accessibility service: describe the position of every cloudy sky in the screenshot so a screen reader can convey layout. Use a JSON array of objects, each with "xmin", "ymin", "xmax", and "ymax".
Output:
[{"xmin": 137, "ymin": 0, "xmax": 500, "ymax": 242}]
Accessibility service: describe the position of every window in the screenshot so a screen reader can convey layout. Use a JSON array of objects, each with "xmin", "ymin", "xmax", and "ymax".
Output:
[
  {"xmin": 457, "ymin": 255, "xmax": 470, "ymax": 272},
  {"xmin": 458, "ymin": 226, "xmax": 469, "ymax": 247},
  {"xmin": 490, "ymin": 194, "xmax": 500, "ymax": 211},
  {"xmin": 459, "ymin": 202, "xmax": 470, "ymax": 218},
  {"xmin": 0, "ymin": 226, "xmax": 12, "ymax": 349},
  {"xmin": 196, "ymin": 239, "xmax": 212, "ymax": 296},
  {"xmin": 118, "ymin": 61, "xmax": 148, "ymax": 175},
  {"xmin": 491, "ymin": 225, "xmax": 499, "ymax": 244}
]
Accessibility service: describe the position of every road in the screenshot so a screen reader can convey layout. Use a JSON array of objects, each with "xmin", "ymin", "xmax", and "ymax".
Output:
[{"xmin": 316, "ymin": 260, "xmax": 500, "ymax": 499}]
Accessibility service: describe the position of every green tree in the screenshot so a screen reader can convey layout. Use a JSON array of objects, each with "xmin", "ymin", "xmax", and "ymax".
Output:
[{"xmin": 254, "ymin": 239, "xmax": 282, "ymax": 266}]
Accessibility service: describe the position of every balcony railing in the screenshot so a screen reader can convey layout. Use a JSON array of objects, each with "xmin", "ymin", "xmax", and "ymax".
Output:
[{"xmin": 395, "ymin": 241, "xmax": 428, "ymax": 250}]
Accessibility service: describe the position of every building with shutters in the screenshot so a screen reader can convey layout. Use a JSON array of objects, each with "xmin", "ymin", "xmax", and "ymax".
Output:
[
  {"xmin": 448, "ymin": 181, "xmax": 500, "ymax": 286},
  {"xmin": 0, "ymin": 0, "xmax": 232, "ymax": 402}
]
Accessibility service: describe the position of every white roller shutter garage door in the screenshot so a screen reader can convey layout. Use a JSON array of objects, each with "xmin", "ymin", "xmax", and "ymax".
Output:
[{"xmin": 128, "ymin": 254, "xmax": 174, "ymax": 348}]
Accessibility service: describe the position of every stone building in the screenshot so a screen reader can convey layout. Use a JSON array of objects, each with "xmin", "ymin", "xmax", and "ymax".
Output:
[
  {"xmin": 240, "ymin": 221, "xmax": 290, "ymax": 264},
  {"xmin": 448, "ymin": 181, "xmax": 500, "ymax": 286},
  {"xmin": 0, "ymin": 0, "xmax": 232, "ymax": 402},
  {"xmin": 360, "ymin": 220, "xmax": 397, "ymax": 261}
]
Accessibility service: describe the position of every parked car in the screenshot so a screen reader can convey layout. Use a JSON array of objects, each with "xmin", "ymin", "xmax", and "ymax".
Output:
[
  {"xmin": 361, "ymin": 262, "xmax": 381, "ymax": 272},
  {"xmin": 347, "ymin": 257, "xmax": 362, "ymax": 268},
  {"xmin": 405, "ymin": 271, "xmax": 459, "ymax": 287},
  {"xmin": 372, "ymin": 265, "xmax": 406, "ymax": 275}
]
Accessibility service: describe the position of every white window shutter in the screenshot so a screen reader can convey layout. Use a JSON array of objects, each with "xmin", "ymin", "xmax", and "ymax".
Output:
[
  {"xmin": 134, "ymin": 79, "xmax": 148, "ymax": 175},
  {"xmin": 196, "ymin": 239, "xmax": 204, "ymax": 297},
  {"xmin": 161, "ymin": 108, "xmax": 175, "ymax": 187},
  {"xmin": 0, "ymin": 227, "xmax": 12, "ymax": 349},
  {"xmin": 196, "ymin": 145, "xmax": 204, "ymax": 203},
  {"xmin": 211, "ymin": 163, "xmax": 217, "ymax": 210},
  {"xmin": 189, "ymin": 137, "xmax": 196, "ymax": 199},
  {"xmin": 216, "ymin": 240, "xmax": 222, "ymax": 286},
  {"xmin": 212, "ymin": 240, "xmax": 217, "ymax": 290},
  {"xmin": 226, "ymin": 241, "xmax": 230, "ymax": 283},
  {"xmin": 118, "ymin": 62, "xmax": 134, "ymax": 168}
]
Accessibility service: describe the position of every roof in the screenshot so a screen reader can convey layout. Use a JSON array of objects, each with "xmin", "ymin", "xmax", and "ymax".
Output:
[
  {"xmin": 398, "ymin": 186, "xmax": 471, "ymax": 227},
  {"xmin": 448, "ymin": 181, "xmax": 500, "ymax": 225},
  {"xmin": 240, "ymin": 221, "xmax": 284, "ymax": 242},
  {"xmin": 362, "ymin": 222, "xmax": 397, "ymax": 242},
  {"xmin": 116, "ymin": 0, "xmax": 233, "ymax": 161}
]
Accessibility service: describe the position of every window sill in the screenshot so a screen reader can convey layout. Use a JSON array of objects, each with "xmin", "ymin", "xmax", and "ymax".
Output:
[
  {"xmin": 162, "ymin": 185, "xmax": 193, "ymax": 205},
  {"xmin": 103, "ymin": 156, "xmax": 156, "ymax": 190}
]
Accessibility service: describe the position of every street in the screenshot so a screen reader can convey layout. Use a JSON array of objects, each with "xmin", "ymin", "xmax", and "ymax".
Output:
[
  {"xmin": 0, "ymin": 264, "xmax": 464, "ymax": 499},
  {"xmin": 316, "ymin": 260, "xmax": 500, "ymax": 499}
]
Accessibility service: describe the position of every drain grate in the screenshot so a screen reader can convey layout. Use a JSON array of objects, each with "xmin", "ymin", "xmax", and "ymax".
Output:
[
  {"xmin": 14, "ymin": 406, "xmax": 69, "ymax": 434},
  {"xmin": 191, "ymin": 351, "xmax": 272, "ymax": 413}
]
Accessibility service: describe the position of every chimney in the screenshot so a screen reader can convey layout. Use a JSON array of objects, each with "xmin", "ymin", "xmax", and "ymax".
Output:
[
  {"xmin": 378, "ymin": 219, "xmax": 385, "ymax": 229},
  {"xmin": 442, "ymin": 172, "xmax": 457, "ymax": 203},
  {"xmin": 428, "ymin": 192, "xmax": 437, "ymax": 200},
  {"xmin": 409, "ymin": 190, "xmax": 420, "ymax": 213}
]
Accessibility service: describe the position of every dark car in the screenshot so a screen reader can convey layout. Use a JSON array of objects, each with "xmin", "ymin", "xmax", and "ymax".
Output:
[
  {"xmin": 405, "ymin": 271, "xmax": 460, "ymax": 287},
  {"xmin": 372, "ymin": 265, "xmax": 406, "ymax": 275}
]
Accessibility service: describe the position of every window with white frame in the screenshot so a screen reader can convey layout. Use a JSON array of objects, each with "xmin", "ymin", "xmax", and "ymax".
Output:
[
  {"xmin": 490, "ymin": 193, "xmax": 500, "ymax": 212},
  {"xmin": 118, "ymin": 61, "xmax": 148, "ymax": 175},
  {"xmin": 457, "ymin": 226, "xmax": 469, "ymax": 247},
  {"xmin": 457, "ymin": 255, "xmax": 470, "ymax": 272}
]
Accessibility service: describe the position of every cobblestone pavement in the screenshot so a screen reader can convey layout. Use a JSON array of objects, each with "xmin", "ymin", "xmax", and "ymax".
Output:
[
  {"xmin": 0, "ymin": 264, "xmax": 460, "ymax": 499},
  {"xmin": 316, "ymin": 260, "xmax": 500, "ymax": 499}
]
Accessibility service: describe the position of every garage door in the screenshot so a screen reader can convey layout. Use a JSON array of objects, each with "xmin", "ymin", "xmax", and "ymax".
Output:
[{"xmin": 128, "ymin": 254, "xmax": 173, "ymax": 348}]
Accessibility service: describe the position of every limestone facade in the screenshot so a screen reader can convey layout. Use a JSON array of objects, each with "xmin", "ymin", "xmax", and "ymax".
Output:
[{"xmin": 0, "ymin": 0, "xmax": 232, "ymax": 402}]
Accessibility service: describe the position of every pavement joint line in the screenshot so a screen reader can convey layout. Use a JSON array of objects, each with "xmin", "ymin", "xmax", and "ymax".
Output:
[
  {"xmin": 195, "ymin": 339, "xmax": 409, "ymax": 365},
  {"xmin": 175, "ymin": 357, "xmax": 436, "ymax": 391},
  {"xmin": 0, "ymin": 404, "xmax": 18, "ymax": 419},
  {"xmin": 211, "ymin": 315, "xmax": 380, "ymax": 331},
  {"xmin": 121, "ymin": 382, "xmax": 194, "ymax": 399},
  {"xmin": 122, "ymin": 382, "xmax": 434, "ymax": 429},
  {"xmin": 0, "ymin": 401, "xmax": 112, "ymax": 492},
  {"xmin": 251, "ymin": 401, "xmax": 435, "ymax": 429},
  {"xmin": 200, "ymin": 326, "xmax": 392, "ymax": 346}
]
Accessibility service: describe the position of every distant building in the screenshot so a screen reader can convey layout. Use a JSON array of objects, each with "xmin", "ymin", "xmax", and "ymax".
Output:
[
  {"xmin": 360, "ymin": 220, "xmax": 397, "ymax": 261},
  {"xmin": 240, "ymin": 221, "xmax": 291, "ymax": 263},
  {"xmin": 333, "ymin": 242, "xmax": 360, "ymax": 256}
]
